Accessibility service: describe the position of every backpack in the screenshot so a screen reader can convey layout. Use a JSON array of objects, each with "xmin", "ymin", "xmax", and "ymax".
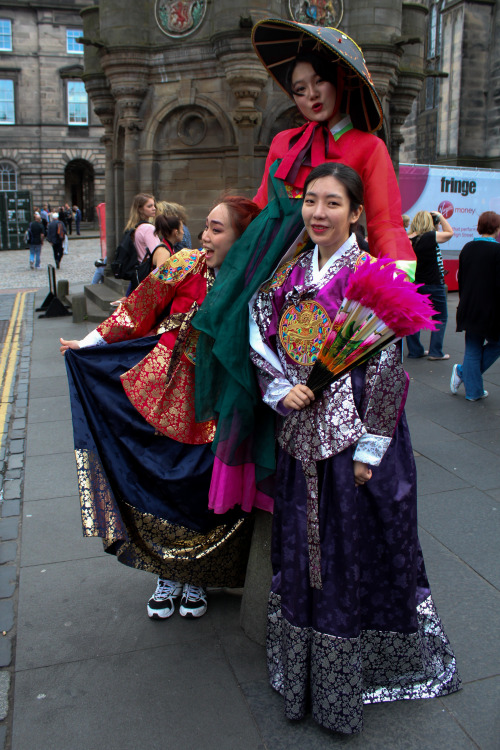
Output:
[
  {"xmin": 24, "ymin": 227, "xmax": 32, "ymax": 246},
  {"xmin": 111, "ymin": 222, "xmax": 152, "ymax": 286}
]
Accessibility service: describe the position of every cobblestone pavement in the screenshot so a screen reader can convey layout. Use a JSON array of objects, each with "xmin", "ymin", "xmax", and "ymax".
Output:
[{"xmin": 0, "ymin": 233, "xmax": 102, "ymax": 292}]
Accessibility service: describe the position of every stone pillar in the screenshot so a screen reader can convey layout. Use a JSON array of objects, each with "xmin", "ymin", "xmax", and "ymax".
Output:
[
  {"xmin": 215, "ymin": 38, "xmax": 268, "ymax": 192},
  {"xmin": 240, "ymin": 510, "xmax": 273, "ymax": 646},
  {"xmin": 389, "ymin": 2, "xmax": 428, "ymax": 169},
  {"xmin": 100, "ymin": 50, "xmax": 149, "ymax": 210}
]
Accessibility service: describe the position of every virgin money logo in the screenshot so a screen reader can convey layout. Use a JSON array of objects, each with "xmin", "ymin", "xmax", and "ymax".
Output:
[{"xmin": 438, "ymin": 201, "xmax": 454, "ymax": 219}]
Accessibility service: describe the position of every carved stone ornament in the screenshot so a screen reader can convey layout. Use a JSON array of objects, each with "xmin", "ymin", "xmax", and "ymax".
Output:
[
  {"xmin": 177, "ymin": 112, "xmax": 207, "ymax": 145},
  {"xmin": 155, "ymin": 0, "xmax": 207, "ymax": 38},
  {"xmin": 289, "ymin": 0, "xmax": 344, "ymax": 28}
]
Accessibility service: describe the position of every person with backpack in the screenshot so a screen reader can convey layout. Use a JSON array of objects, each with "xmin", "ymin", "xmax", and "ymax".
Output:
[
  {"xmin": 59, "ymin": 195, "xmax": 261, "ymax": 622},
  {"xmin": 112, "ymin": 193, "xmax": 158, "ymax": 292}
]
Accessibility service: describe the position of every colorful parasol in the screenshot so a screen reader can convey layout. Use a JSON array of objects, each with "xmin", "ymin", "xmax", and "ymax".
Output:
[{"xmin": 306, "ymin": 257, "xmax": 438, "ymax": 396}]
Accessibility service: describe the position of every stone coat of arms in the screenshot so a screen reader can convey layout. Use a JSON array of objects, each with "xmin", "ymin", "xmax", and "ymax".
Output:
[
  {"xmin": 155, "ymin": 0, "xmax": 207, "ymax": 37},
  {"xmin": 289, "ymin": 0, "xmax": 344, "ymax": 27}
]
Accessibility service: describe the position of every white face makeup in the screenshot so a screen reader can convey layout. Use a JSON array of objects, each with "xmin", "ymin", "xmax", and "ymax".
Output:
[
  {"xmin": 291, "ymin": 61, "xmax": 341, "ymax": 128},
  {"xmin": 201, "ymin": 204, "xmax": 238, "ymax": 269},
  {"xmin": 302, "ymin": 175, "xmax": 363, "ymax": 259}
]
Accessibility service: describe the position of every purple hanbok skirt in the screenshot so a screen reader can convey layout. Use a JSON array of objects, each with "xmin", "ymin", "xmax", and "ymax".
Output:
[{"xmin": 267, "ymin": 412, "xmax": 461, "ymax": 733}]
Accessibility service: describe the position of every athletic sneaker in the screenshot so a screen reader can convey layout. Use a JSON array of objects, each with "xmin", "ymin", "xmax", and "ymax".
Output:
[
  {"xmin": 147, "ymin": 577, "xmax": 183, "ymax": 620},
  {"xmin": 179, "ymin": 583, "xmax": 207, "ymax": 618},
  {"xmin": 450, "ymin": 364, "xmax": 463, "ymax": 394},
  {"xmin": 465, "ymin": 390, "xmax": 488, "ymax": 402}
]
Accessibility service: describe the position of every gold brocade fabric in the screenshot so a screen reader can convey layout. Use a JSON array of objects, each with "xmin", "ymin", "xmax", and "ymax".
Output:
[
  {"xmin": 120, "ymin": 341, "xmax": 216, "ymax": 444},
  {"xmin": 75, "ymin": 448, "xmax": 127, "ymax": 544},
  {"xmin": 75, "ymin": 448, "xmax": 252, "ymax": 587},
  {"xmin": 115, "ymin": 503, "xmax": 252, "ymax": 587}
]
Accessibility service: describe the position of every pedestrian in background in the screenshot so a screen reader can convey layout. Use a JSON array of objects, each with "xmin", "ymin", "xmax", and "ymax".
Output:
[
  {"xmin": 46, "ymin": 211, "xmax": 66, "ymax": 269},
  {"xmin": 451, "ymin": 211, "xmax": 500, "ymax": 401},
  {"xmin": 27, "ymin": 211, "xmax": 44, "ymax": 270},
  {"xmin": 73, "ymin": 205, "xmax": 82, "ymax": 235},
  {"xmin": 156, "ymin": 201, "xmax": 192, "ymax": 252},
  {"xmin": 406, "ymin": 210, "xmax": 453, "ymax": 360}
]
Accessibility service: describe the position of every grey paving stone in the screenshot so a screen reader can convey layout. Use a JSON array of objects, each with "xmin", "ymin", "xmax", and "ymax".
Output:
[
  {"xmin": 419, "ymin": 487, "xmax": 500, "ymax": 588},
  {"xmin": 0, "ymin": 541, "xmax": 17, "ymax": 564},
  {"xmin": 16, "ymin": 555, "xmax": 219, "ymax": 671},
  {"xmin": 3, "ymin": 480, "xmax": 21, "ymax": 501},
  {"xmin": 0, "ymin": 637, "xmax": 12, "ymax": 667},
  {"xmin": 7, "ymin": 454, "xmax": 23, "ymax": 471},
  {"xmin": 12, "ymin": 645, "xmax": 264, "ymax": 750},
  {"xmin": 4, "ymin": 470, "xmax": 21, "ymax": 481},
  {"xmin": 0, "ymin": 600, "xmax": 14, "ymax": 632},
  {"xmin": 12, "ymin": 420, "xmax": 26, "ymax": 432},
  {"xmin": 28, "ymin": 375, "xmax": 69, "ymax": 400},
  {"xmin": 485, "ymin": 488, "xmax": 500, "ymax": 501},
  {"xmin": 23, "ymin": 452, "xmax": 77, "ymax": 501},
  {"xmin": 0, "ymin": 671, "xmax": 10, "ymax": 721},
  {"xmin": 0, "ymin": 518, "xmax": 19, "ymax": 542},
  {"xmin": 418, "ymin": 529, "xmax": 500, "ymax": 685},
  {"xmin": 0, "ymin": 566, "xmax": 16, "ymax": 598},
  {"xmin": 414, "ymin": 455, "xmax": 470, "ymax": 496},
  {"xmin": 8, "ymin": 440, "xmax": 23, "ymax": 456},
  {"xmin": 1, "ymin": 500, "xmax": 20, "ymax": 518},
  {"xmin": 444, "ymin": 675, "xmax": 500, "ymax": 750},
  {"xmin": 26, "ymin": 395, "xmax": 71, "ymax": 424},
  {"xmin": 241, "ymin": 679, "xmax": 474, "ymax": 749},
  {"xmin": 416, "ymin": 438, "xmax": 500, "ymax": 491},
  {"xmin": 10, "ymin": 430, "xmax": 25, "ymax": 441},
  {"xmin": 462, "ymin": 427, "xmax": 500, "ymax": 456},
  {"xmin": 29, "ymin": 358, "xmax": 68, "ymax": 381},
  {"xmin": 20, "ymin": 497, "xmax": 105, "ymax": 567},
  {"xmin": 26, "ymin": 419, "xmax": 74, "ymax": 458}
]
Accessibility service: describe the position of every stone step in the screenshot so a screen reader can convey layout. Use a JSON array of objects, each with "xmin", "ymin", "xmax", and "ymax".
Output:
[
  {"xmin": 102, "ymin": 274, "xmax": 129, "ymax": 295},
  {"xmin": 84, "ymin": 282, "xmax": 125, "ymax": 311},
  {"xmin": 85, "ymin": 297, "xmax": 110, "ymax": 324}
]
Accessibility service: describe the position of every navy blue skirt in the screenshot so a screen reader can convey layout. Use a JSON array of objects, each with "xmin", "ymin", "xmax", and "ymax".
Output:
[{"xmin": 65, "ymin": 336, "xmax": 252, "ymax": 586}]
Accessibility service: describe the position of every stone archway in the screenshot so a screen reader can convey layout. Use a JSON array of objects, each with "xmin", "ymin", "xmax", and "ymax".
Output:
[{"xmin": 64, "ymin": 159, "xmax": 95, "ymax": 220}]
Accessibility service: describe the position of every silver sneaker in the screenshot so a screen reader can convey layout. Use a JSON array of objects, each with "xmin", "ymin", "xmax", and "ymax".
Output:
[
  {"xmin": 147, "ymin": 577, "xmax": 183, "ymax": 620},
  {"xmin": 179, "ymin": 583, "xmax": 207, "ymax": 618}
]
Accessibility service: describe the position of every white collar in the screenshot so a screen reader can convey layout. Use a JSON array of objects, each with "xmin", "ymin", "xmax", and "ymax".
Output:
[
  {"xmin": 330, "ymin": 115, "xmax": 352, "ymax": 137},
  {"xmin": 311, "ymin": 234, "xmax": 357, "ymax": 283}
]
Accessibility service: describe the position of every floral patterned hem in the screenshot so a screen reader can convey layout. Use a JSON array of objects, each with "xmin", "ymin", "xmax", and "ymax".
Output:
[{"xmin": 267, "ymin": 591, "xmax": 461, "ymax": 734}]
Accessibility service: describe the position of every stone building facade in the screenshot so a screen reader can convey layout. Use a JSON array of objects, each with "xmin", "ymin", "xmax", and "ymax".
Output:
[
  {"xmin": 0, "ymin": 0, "xmax": 105, "ymax": 220},
  {"xmin": 81, "ymin": 0, "xmax": 429, "ymax": 254},
  {"xmin": 400, "ymin": 0, "xmax": 500, "ymax": 168}
]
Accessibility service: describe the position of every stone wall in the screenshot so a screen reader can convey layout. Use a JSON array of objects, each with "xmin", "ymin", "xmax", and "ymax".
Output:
[
  {"xmin": 0, "ymin": 1, "xmax": 105, "ymax": 217},
  {"xmin": 400, "ymin": 0, "xmax": 500, "ymax": 168},
  {"xmin": 82, "ymin": 0, "xmax": 427, "ymax": 251}
]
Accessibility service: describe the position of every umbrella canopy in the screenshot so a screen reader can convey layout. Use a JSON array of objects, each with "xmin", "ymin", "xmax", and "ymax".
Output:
[{"xmin": 252, "ymin": 18, "xmax": 383, "ymax": 132}]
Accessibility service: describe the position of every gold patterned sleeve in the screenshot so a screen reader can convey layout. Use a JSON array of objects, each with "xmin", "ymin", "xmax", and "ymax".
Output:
[{"xmin": 97, "ymin": 269, "xmax": 176, "ymax": 343}]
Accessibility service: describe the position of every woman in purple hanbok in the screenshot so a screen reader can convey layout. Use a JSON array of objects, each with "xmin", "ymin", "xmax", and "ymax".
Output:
[{"xmin": 250, "ymin": 163, "xmax": 461, "ymax": 734}]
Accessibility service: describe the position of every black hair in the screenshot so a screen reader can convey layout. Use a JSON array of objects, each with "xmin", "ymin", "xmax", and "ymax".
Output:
[
  {"xmin": 303, "ymin": 163, "xmax": 364, "ymax": 213},
  {"xmin": 284, "ymin": 53, "xmax": 337, "ymax": 96},
  {"xmin": 154, "ymin": 213, "xmax": 181, "ymax": 240}
]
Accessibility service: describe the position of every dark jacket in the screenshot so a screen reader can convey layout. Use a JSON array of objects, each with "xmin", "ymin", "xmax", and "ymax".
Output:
[
  {"xmin": 456, "ymin": 238, "xmax": 500, "ymax": 340},
  {"xmin": 46, "ymin": 219, "xmax": 66, "ymax": 245},
  {"xmin": 28, "ymin": 220, "xmax": 44, "ymax": 244}
]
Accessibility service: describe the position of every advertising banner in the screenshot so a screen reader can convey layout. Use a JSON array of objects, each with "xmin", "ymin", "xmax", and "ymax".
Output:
[{"xmin": 399, "ymin": 164, "xmax": 500, "ymax": 254}]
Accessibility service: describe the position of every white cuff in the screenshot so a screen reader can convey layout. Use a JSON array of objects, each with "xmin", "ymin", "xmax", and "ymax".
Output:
[
  {"xmin": 78, "ymin": 330, "xmax": 107, "ymax": 348},
  {"xmin": 263, "ymin": 377, "xmax": 293, "ymax": 415},
  {"xmin": 353, "ymin": 433, "xmax": 392, "ymax": 466}
]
